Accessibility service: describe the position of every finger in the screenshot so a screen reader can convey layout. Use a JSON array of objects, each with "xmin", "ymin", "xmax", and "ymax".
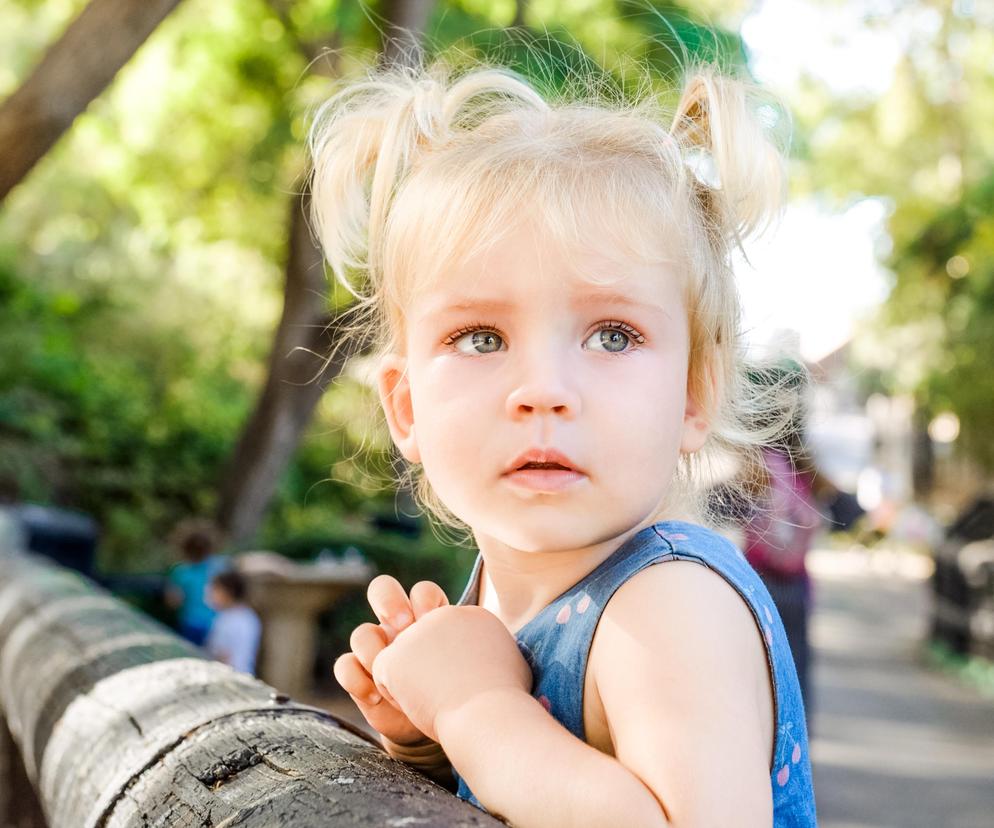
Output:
[
  {"xmin": 349, "ymin": 622, "xmax": 389, "ymax": 673},
  {"xmin": 409, "ymin": 580, "xmax": 449, "ymax": 620},
  {"xmin": 333, "ymin": 653, "xmax": 381, "ymax": 705},
  {"xmin": 367, "ymin": 574, "xmax": 415, "ymax": 632},
  {"xmin": 370, "ymin": 652, "xmax": 400, "ymax": 708}
]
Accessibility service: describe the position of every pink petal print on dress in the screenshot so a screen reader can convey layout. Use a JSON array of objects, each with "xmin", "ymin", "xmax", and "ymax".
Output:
[
  {"xmin": 777, "ymin": 765, "xmax": 790, "ymax": 787},
  {"xmin": 792, "ymin": 743, "xmax": 802, "ymax": 764},
  {"xmin": 764, "ymin": 606, "xmax": 773, "ymax": 624},
  {"xmin": 556, "ymin": 604, "xmax": 571, "ymax": 624},
  {"xmin": 666, "ymin": 533, "xmax": 689, "ymax": 541},
  {"xmin": 576, "ymin": 593, "xmax": 592, "ymax": 614},
  {"xmin": 764, "ymin": 625, "xmax": 774, "ymax": 646},
  {"xmin": 538, "ymin": 695, "xmax": 551, "ymax": 712}
]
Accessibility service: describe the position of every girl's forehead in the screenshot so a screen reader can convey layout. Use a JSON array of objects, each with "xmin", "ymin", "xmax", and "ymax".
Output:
[
  {"xmin": 407, "ymin": 216, "xmax": 682, "ymax": 306},
  {"xmin": 407, "ymin": 231, "xmax": 684, "ymax": 327},
  {"xmin": 386, "ymin": 152, "xmax": 691, "ymax": 318}
]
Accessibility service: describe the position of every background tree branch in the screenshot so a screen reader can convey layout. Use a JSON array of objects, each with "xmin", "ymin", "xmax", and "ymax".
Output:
[{"xmin": 0, "ymin": 0, "xmax": 186, "ymax": 203}]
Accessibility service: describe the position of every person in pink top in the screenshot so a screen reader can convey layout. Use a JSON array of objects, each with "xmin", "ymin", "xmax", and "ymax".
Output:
[{"xmin": 742, "ymin": 367, "xmax": 832, "ymax": 713}]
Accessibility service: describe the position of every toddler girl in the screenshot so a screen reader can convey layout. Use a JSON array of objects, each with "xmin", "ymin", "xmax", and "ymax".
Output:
[{"xmin": 311, "ymin": 59, "xmax": 817, "ymax": 827}]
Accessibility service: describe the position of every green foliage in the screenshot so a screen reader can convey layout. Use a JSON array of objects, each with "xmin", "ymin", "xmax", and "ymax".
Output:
[
  {"xmin": 797, "ymin": 3, "xmax": 994, "ymax": 471},
  {"xmin": 884, "ymin": 176, "xmax": 994, "ymax": 468},
  {"xmin": 0, "ymin": 251, "xmax": 247, "ymax": 569}
]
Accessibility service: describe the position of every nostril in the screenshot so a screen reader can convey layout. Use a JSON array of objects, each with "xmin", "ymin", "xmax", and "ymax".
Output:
[{"xmin": 507, "ymin": 385, "xmax": 580, "ymax": 419}]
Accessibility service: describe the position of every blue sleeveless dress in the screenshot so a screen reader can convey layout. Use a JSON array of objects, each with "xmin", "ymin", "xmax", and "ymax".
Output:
[{"xmin": 454, "ymin": 520, "xmax": 818, "ymax": 826}]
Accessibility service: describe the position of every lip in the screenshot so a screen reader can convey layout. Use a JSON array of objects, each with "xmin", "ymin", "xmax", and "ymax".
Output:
[
  {"xmin": 504, "ymin": 447, "xmax": 583, "ymax": 476},
  {"xmin": 501, "ymin": 448, "xmax": 587, "ymax": 493},
  {"xmin": 502, "ymin": 468, "xmax": 587, "ymax": 493}
]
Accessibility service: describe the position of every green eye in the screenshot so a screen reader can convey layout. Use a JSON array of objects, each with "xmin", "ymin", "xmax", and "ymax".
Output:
[
  {"xmin": 454, "ymin": 330, "xmax": 505, "ymax": 354},
  {"xmin": 584, "ymin": 325, "xmax": 639, "ymax": 353}
]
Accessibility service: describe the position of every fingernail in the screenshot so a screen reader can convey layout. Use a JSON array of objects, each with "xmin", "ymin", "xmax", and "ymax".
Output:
[
  {"xmin": 367, "ymin": 693, "xmax": 381, "ymax": 705},
  {"xmin": 393, "ymin": 612, "xmax": 412, "ymax": 628}
]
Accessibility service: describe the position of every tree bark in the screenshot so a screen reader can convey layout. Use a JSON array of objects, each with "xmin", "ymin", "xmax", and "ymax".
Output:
[
  {"xmin": 216, "ymin": 195, "xmax": 358, "ymax": 545},
  {"xmin": 378, "ymin": 0, "xmax": 436, "ymax": 69},
  {"xmin": 0, "ymin": 547, "xmax": 501, "ymax": 828},
  {"xmin": 0, "ymin": 0, "xmax": 185, "ymax": 203},
  {"xmin": 216, "ymin": 0, "xmax": 436, "ymax": 545},
  {"xmin": 511, "ymin": 0, "xmax": 529, "ymax": 29}
]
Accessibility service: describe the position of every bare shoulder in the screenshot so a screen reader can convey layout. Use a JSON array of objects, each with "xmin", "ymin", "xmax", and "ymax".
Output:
[
  {"xmin": 587, "ymin": 560, "xmax": 775, "ymax": 824},
  {"xmin": 602, "ymin": 559, "xmax": 763, "ymax": 643},
  {"xmin": 591, "ymin": 559, "xmax": 771, "ymax": 696}
]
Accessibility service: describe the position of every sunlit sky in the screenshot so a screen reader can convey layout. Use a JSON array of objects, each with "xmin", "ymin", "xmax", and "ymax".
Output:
[{"xmin": 734, "ymin": 0, "xmax": 905, "ymax": 362}]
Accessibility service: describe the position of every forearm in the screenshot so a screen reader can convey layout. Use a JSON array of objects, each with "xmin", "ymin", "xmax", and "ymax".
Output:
[
  {"xmin": 382, "ymin": 735, "xmax": 455, "ymax": 789},
  {"xmin": 436, "ymin": 688, "xmax": 670, "ymax": 828}
]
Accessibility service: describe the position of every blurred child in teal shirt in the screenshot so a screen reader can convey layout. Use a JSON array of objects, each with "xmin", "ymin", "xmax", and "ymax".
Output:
[{"xmin": 165, "ymin": 518, "xmax": 229, "ymax": 646}]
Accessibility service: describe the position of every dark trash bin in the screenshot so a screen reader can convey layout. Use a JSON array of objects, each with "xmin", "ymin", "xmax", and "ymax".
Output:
[
  {"xmin": 8, "ymin": 504, "xmax": 99, "ymax": 577},
  {"xmin": 931, "ymin": 497, "xmax": 994, "ymax": 657},
  {"xmin": 825, "ymin": 489, "xmax": 864, "ymax": 532}
]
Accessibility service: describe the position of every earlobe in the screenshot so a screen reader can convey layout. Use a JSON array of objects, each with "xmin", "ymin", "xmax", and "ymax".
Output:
[
  {"xmin": 376, "ymin": 354, "xmax": 421, "ymax": 464},
  {"xmin": 680, "ymin": 397, "xmax": 711, "ymax": 455}
]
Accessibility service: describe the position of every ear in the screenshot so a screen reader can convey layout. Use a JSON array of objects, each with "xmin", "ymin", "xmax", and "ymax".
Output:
[
  {"xmin": 680, "ymin": 392, "xmax": 711, "ymax": 455},
  {"xmin": 376, "ymin": 353, "xmax": 421, "ymax": 464}
]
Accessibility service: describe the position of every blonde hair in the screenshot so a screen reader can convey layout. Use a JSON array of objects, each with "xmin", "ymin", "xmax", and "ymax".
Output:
[{"xmin": 308, "ymin": 58, "xmax": 797, "ymax": 538}]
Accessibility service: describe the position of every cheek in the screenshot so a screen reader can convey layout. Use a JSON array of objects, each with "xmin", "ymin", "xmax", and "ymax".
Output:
[
  {"xmin": 590, "ymin": 355, "xmax": 688, "ymax": 439},
  {"xmin": 595, "ymin": 368, "xmax": 687, "ymax": 514},
  {"xmin": 408, "ymin": 364, "xmax": 494, "ymax": 486}
]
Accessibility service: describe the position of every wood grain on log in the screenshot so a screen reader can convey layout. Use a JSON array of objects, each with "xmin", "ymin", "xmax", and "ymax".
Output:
[{"xmin": 0, "ymin": 547, "xmax": 503, "ymax": 827}]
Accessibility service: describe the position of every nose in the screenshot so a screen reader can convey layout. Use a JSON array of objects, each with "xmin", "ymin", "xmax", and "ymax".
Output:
[{"xmin": 504, "ymin": 355, "xmax": 582, "ymax": 421}]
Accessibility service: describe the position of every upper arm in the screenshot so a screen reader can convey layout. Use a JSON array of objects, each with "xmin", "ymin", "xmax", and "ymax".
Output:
[{"xmin": 590, "ymin": 561, "xmax": 774, "ymax": 828}]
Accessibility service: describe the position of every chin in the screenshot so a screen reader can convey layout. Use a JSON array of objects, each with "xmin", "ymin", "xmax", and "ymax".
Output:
[{"xmin": 476, "ymin": 512, "xmax": 637, "ymax": 554}]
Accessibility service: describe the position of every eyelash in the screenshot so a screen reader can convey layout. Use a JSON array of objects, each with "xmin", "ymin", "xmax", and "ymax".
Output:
[
  {"xmin": 440, "ymin": 320, "xmax": 647, "ymax": 352},
  {"xmin": 440, "ymin": 321, "xmax": 505, "ymax": 347}
]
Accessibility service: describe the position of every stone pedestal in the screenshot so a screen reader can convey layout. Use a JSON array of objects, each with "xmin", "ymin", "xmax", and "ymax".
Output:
[{"xmin": 238, "ymin": 553, "xmax": 373, "ymax": 699}]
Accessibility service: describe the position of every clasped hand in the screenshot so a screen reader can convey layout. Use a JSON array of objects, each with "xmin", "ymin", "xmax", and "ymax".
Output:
[{"xmin": 334, "ymin": 575, "xmax": 533, "ymax": 745}]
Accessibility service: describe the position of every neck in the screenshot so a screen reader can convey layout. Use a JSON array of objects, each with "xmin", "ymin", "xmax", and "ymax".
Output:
[{"xmin": 473, "ymin": 515, "xmax": 658, "ymax": 634}]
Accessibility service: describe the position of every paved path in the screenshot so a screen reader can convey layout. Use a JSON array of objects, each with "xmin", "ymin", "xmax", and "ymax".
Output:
[{"xmin": 808, "ymin": 547, "xmax": 994, "ymax": 828}]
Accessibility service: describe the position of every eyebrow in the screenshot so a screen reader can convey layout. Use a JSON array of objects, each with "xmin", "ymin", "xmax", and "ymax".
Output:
[{"xmin": 425, "ymin": 292, "xmax": 666, "ymax": 315}]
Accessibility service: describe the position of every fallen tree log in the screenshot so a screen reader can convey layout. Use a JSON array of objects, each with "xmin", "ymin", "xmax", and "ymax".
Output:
[{"xmin": 0, "ymin": 544, "xmax": 501, "ymax": 827}]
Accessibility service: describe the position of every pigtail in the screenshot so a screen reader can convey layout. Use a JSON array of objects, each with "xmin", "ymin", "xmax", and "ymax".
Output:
[
  {"xmin": 308, "ymin": 66, "xmax": 548, "ymax": 304},
  {"xmin": 670, "ymin": 69, "xmax": 789, "ymax": 247},
  {"xmin": 308, "ymin": 69, "xmax": 446, "ymax": 299},
  {"xmin": 664, "ymin": 69, "xmax": 796, "ymax": 523}
]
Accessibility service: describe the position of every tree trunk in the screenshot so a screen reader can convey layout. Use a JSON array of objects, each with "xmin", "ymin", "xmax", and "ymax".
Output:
[
  {"xmin": 0, "ymin": 0, "xmax": 185, "ymax": 203},
  {"xmin": 216, "ymin": 195, "xmax": 356, "ymax": 545},
  {"xmin": 511, "ymin": 0, "xmax": 529, "ymax": 29},
  {"xmin": 216, "ymin": 0, "xmax": 437, "ymax": 545},
  {"xmin": 378, "ymin": 0, "xmax": 436, "ymax": 69}
]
